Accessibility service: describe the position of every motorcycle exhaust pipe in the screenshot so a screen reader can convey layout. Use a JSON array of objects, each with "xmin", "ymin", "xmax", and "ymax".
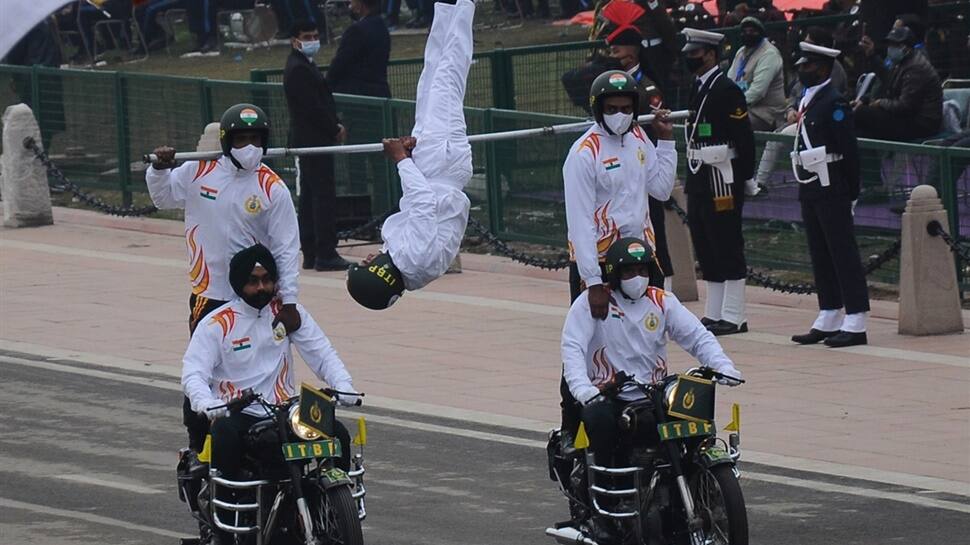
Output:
[{"xmin": 544, "ymin": 526, "xmax": 599, "ymax": 545}]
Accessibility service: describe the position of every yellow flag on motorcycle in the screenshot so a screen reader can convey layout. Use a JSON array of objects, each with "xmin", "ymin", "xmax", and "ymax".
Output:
[
  {"xmin": 299, "ymin": 382, "xmax": 336, "ymax": 437},
  {"xmin": 574, "ymin": 422, "xmax": 590, "ymax": 450},
  {"xmin": 667, "ymin": 375, "xmax": 716, "ymax": 423},
  {"xmin": 723, "ymin": 403, "xmax": 741, "ymax": 432},
  {"xmin": 352, "ymin": 417, "xmax": 367, "ymax": 446}
]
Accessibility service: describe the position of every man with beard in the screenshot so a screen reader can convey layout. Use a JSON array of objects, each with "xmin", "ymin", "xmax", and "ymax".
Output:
[
  {"xmin": 148, "ymin": 103, "xmax": 302, "ymax": 452},
  {"xmin": 182, "ymin": 244, "xmax": 360, "ymax": 544}
]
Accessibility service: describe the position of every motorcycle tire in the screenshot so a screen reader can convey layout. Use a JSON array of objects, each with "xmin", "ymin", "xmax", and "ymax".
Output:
[
  {"xmin": 689, "ymin": 465, "xmax": 748, "ymax": 545},
  {"xmin": 311, "ymin": 485, "xmax": 363, "ymax": 545}
]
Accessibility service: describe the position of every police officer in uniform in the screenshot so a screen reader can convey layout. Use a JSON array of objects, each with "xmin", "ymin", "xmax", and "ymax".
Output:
[
  {"xmin": 681, "ymin": 28, "xmax": 755, "ymax": 336},
  {"xmin": 789, "ymin": 42, "xmax": 870, "ymax": 348}
]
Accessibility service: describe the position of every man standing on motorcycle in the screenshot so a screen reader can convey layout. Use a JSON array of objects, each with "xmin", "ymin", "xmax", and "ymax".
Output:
[
  {"xmin": 561, "ymin": 237, "xmax": 742, "ymax": 469},
  {"xmin": 182, "ymin": 243, "xmax": 360, "ymax": 486}
]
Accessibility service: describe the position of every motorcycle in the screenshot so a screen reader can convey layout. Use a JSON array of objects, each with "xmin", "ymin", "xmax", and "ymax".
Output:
[
  {"xmin": 545, "ymin": 368, "xmax": 748, "ymax": 545},
  {"xmin": 176, "ymin": 387, "xmax": 367, "ymax": 545}
]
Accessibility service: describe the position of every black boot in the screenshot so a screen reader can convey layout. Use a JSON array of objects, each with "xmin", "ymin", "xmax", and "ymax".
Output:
[
  {"xmin": 791, "ymin": 328, "xmax": 837, "ymax": 345},
  {"xmin": 824, "ymin": 331, "xmax": 867, "ymax": 348}
]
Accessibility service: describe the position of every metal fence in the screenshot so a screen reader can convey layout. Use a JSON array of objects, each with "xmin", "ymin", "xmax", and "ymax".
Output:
[{"xmin": 1, "ymin": 64, "xmax": 967, "ymax": 290}]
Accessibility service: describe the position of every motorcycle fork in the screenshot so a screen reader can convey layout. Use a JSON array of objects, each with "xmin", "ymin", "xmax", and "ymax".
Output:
[
  {"xmin": 276, "ymin": 412, "xmax": 316, "ymax": 545},
  {"xmin": 652, "ymin": 394, "xmax": 705, "ymax": 545}
]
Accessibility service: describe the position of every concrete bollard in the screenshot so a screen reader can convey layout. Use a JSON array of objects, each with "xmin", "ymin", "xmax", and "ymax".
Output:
[
  {"xmin": 897, "ymin": 185, "xmax": 964, "ymax": 335},
  {"xmin": 1, "ymin": 104, "xmax": 53, "ymax": 228},
  {"xmin": 664, "ymin": 184, "xmax": 698, "ymax": 301}
]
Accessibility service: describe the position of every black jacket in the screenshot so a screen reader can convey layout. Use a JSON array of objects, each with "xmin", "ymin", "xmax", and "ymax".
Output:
[
  {"xmin": 684, "ymin": 69, "xmax": 755, "ymax": 196},
  {"xmin": 326, "ymin": 14, "xmax": 391, "ymax": 98},
  {"xmin": 868, "ymin": 50, "xmax": 942, "ymax": 139},
  {"xmin": 794, "ymin": 83, "xmax": 860, "ymax": 202},
  {"xmin": 284, "ymin": 49, "xmax": 342, "ymax": 147}
]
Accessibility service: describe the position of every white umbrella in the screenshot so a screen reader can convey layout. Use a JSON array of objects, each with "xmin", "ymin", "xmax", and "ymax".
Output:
[{"xmin": 0, "ymin": 0, "xmax": 74, "ymax": 61}]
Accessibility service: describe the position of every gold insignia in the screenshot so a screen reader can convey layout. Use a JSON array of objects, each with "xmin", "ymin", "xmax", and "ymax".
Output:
[
  {"xmin": 645, "ymin": 313, "xmax": 660, "ymax": 331},
  {"xmin": 637, "ymin": 147, "xmax": 645, "ymax": 165},
  {"xmin": 729, "ymin": 107, "xmax": 748, "ymax": 120},
  {"xmin": 683, "ymin": 389, "xmax": 695, "ymax": 410},
  {"xmin": 309, "ymin": 402, "xmax": 322, "ymax": 423},
  {"xmin": 273, "ymin": 322, "xmax": 286, "ymax": 342},
  {"xmin": 244, "ymin": 194, "xmax": 262, "ymax": 214}
]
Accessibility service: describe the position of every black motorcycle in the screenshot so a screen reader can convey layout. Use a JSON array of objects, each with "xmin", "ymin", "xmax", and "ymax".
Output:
[
  {"xmin": 545, "ymin": 368, "xmax": 747, "ymax": 545},
  {"xmin": 176, "ymin": 388, "xmax": 367, "ymax": 545}
]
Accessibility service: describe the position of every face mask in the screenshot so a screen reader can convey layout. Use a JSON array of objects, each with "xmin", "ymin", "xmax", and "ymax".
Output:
[
  {"xmin": 299, "ymin": 39, "xmax": 320, "ymax": 58},
  {"xmin": 602, "ymin": 112, "xmax": 633, "ymax": 135},
  {"xmin": 231, "ymin": 144, "xmax": 263, "ymax": 171},
  {"xmin": 741, "ymin": 34, "xmax": 763, "ymax": 48},
  {"xmin": 684, "ymin": 55, "xmax": 706, "ymax": 74},
  {"xmin": 620, "ymin": 276, "xmax": 648, "ymax": 300},
  {"xmin": 797, "ymin": 69, "xmax": 823, "ymax": 88},
  {"xmin": 886, "ymin": 45, "xmax": 905, "ymax": 63}
]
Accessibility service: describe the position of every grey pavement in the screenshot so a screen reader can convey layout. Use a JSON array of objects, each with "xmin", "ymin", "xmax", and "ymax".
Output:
[{"xmin": 0, "ymin": 206, "xmax": 969, "ymax": 499}]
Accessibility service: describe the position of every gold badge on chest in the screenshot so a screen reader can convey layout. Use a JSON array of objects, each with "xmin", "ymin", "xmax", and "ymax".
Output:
[
  {"xmin": 273, "ymin": 322, "xmax": 286, "ymax": 343},
  {"xmin": 245, "ymin": 194, "xmax": 262, "ymax": 215},
  {"xmin": 637, "ymin": 147, "xmax": 645, "ymax": 165},
  {"xmin": 644, "ymin": 312, "xmax": 660, "ymax": 332}
]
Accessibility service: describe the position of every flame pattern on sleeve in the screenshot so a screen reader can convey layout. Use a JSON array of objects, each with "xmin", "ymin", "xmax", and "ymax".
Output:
[{"xmin": 186, "ymin": 225, "xmax": 210, "ymax": 295}]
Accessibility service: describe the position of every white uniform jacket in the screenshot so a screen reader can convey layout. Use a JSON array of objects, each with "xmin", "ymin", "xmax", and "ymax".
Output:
[
  {"xmin": 382, "ymin": 158, "xmax": 471, "ymax": 291},
  {"xmin": 564, "ymin": 125, "xmax": 677, "ymax": 288},
  {"xmin": 182, "ymin": 300, "xmax": 354, "ymax": 418},
  {"xmin": 561, "ymin": 287, "xmax": 737, "ymax": 405},
  {"xmin": 146, "ymin": 157, "xmax": 300, "ymax": 304}
]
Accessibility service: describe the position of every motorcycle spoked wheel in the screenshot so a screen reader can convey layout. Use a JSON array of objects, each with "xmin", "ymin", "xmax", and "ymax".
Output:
[
  {"xmin": 309, "ymin": 484, "xmax": 363, "ymax": 545},
  {"xmin": 688, "ymin": 465, "xmax": 748, "ymax": 545}
]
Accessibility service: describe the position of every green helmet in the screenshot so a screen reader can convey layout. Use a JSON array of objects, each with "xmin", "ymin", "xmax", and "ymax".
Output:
[
  {"xmin": 219, "ymin": 103, "xmax": 270, "ymax": 157},
  {"xmin": 589, "ymin": 70, "xmax": 640, "ymax": 134},
  {"xmin": 346, "ymin": 252, "xmax": 405, "ymax": 310},
  {"xmin": 604, "ymin": 237, "xmax": 654, "ymax": 290}
]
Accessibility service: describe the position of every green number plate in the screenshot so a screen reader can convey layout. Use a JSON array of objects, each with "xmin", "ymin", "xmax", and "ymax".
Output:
[
  {"xmin": 657, "ymin": 420, "xmax": 715, "ymax": 441},
  {"xmin": 282, "ymin": 440, "xmax": 341, "ymax": 461}
]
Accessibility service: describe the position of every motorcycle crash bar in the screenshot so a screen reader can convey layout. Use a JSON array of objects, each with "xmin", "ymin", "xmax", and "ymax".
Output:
[
  {"xmin": 142, "ymin": 110, "xmax": 691, "ymax": 163},
  {"xmin": 545, "ymin": 526, "xmax": 599, "ymax": 545}
]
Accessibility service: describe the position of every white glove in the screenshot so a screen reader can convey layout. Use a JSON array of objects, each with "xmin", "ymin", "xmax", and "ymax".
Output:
[
  {"xmin": 851, "ymin": 199, "xmax": 858, "ymax": 216},
  {"xmin": 717, "ymin": 368, "xmax": 743, "ymax": 387},
  {"xmin": 337, "ymin": 392, "xmax": 362, "ymax": 407}
]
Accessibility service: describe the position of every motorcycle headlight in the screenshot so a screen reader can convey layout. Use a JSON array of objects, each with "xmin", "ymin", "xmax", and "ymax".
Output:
[
  {"xmin": 288, "ymin": 405, "xmax": 322, "ymax": 440},
  {"xmin": 664, "ymin": 381, "xmax": 678, "ymax": 409}
]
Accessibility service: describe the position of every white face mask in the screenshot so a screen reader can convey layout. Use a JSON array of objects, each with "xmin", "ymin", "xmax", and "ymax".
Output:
[
  {"xmin": 300, "ymin": 39, "xmax": 320, "ymax": 58},
  {"xmin": 603, "ymin": 112, "xmax": 634, "ymax": 135},
  {"xmin": 232, "ymin": 144, "xmax": 263, "ymax": 171},
  {"xmin": 620, "ymin": 276, "xmax": 648, "ymax": 300}
]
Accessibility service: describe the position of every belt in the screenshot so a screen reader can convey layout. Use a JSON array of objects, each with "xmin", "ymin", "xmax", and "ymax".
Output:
[{"xmin": 793, "ymin": 153, "xmax": 843, "ymax": 167}]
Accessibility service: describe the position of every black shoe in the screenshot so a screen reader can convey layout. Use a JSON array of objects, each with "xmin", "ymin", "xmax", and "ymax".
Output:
[
  {"xmin": 707, "ymin": 320, "xmax": 748, "ymax": 336},
  {"xmin": 791, "ymin": 328, "xmax": 838, "ymax": 345},
  {"xmin": 302, "ymin": 254, "xmax": 315, "ymax": 270},
  {"xmin": 824, "ymin": 331, "xmax": 867, "ymax": 348},
  {"xmin": 314, "ymin": 256, "xmax": 352, "ymax": 271},
  {"xmin": 701, "ymin": 317, "xmax": 717, "ymax": 327},
  {"xmin": 560, "ymin": 428, "xmax": 577, "ymax": 457}
]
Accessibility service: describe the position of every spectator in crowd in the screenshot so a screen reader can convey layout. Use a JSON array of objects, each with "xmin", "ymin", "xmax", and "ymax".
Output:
[
  {"xmin": 853, "ymin": 26, "xmax": 942, "ymax": 141},
  {"xmin": 667, "ymin": 0, "xmax": 716, "ymax": 31},
  {"xmin": 132, "ymin": 0, "xmax": 185, "ymax": 54},
  {"xmin": 405, "ymin": 0, "xmax": 434, "ymax": 28},
  {"xmin": 269, "ymin": 0, "xmax": 327, "ymax": 39},
  {"xmin": 186, "ymin": 0, "xmax": 265, "ymax": 55},
  {"xmin": 327, "ymin": 0, "xmax": 392, "ymax": 97},
  {"xmin": 284, "ymin": 20, "xmax": 351, "ymax": 271},
  {"xmin": 754, "ymin": 26, "xmax": 848, "ymax": 188},
  {"xmin": 721, "ymin": 1, "xmax": 785, "ymax": 28},
  {"xmin": 633, "ymin": 0, "xmax": 680, "ymax": 95},
  {"xmin": 727, "ymin": 16, "xmax": 784, "ymax": 196}
]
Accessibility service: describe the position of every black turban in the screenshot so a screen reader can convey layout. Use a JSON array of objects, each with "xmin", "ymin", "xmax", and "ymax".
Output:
[{"xmin": 229, "ymin": 243, "xmax": 278, "ymax": 298}]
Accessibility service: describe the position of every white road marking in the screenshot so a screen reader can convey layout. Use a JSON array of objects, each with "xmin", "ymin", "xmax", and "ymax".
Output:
[
  {"xmin": 53, "ymin": 474, "xmax": 164, "ymax": 495},
  {"xmin": 743, "ymin": 472, "xmax": 970, "ymax": 514},
  {"xmin": 0, "ymin": 497, "xmax": 192, "ymax": 539},
  {"xmin": 3, "ymin": 352, "xmax": 969, "ymax": 501}
]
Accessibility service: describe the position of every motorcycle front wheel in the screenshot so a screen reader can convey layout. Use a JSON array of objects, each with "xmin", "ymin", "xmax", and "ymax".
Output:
[
  {"xmin": 689, "ymin": 465, "xmax": 748, "ymax": 545},
  {"xmin": 310, "ymin": 484, "xmax": 363, "ymax": 545}
]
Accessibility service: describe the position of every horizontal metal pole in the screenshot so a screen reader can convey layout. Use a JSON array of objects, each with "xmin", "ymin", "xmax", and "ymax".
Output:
[{"xmin": 142, "ymin": 110, "xmax": 691, "ymax": 163}]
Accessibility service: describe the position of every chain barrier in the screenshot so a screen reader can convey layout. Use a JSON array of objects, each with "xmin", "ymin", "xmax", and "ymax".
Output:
[
  {"xmin": 24, "ymin": 137, "xmax": 161, "ymax": 218},
  {"xmin": 466, "ymin": 217, "xmax": 571, "ymax": 270},
  {"xmin": 336, "ymin": 210, "xmax": 393, "ymax": 241},
  {"xmin": 665, "ymin": 197, "xmax": 902, "ymax": 294},
  {"xmin": 928, "ymin": 221, "xmax": 970, "ymax": 265}
]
